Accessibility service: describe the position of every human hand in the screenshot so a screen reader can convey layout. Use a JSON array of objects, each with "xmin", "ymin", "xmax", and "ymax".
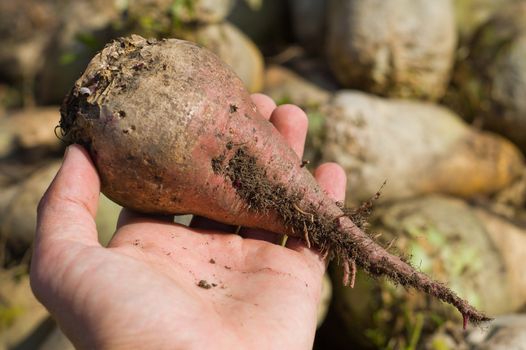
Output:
[{"xmin": 31, "ymin": 94, "xmax": 347, "ymax": 349}]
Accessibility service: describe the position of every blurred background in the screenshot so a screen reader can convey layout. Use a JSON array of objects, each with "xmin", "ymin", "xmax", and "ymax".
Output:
[{"xmin": 1, "ymin": 0, "xmax": 526, "ymax": 349}]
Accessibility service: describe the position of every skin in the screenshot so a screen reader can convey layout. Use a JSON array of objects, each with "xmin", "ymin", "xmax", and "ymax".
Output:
[{"xmin": 31, "ymin": 94, "xmax": 347, "ymax": 350}]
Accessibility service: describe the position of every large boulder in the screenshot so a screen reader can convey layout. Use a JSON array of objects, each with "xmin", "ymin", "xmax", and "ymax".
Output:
[
  {"xmin": 445, "ymin": 2, "xmax": 526, "ymax": 153},
  {"xmin": 331, "ymin": 195, "xmax": 524, "ymax": 349},
  {"xmin": 326, "ymin": 0, "xmax": 457, "ymax": 100},
  {"xmin": 322, "ymin": 91, "xmax": 524, "ymax": 204}
]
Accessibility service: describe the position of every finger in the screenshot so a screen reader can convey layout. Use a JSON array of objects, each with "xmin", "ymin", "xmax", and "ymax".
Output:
[
  {"xmin": 251, "ymin": 93, "xmax": 276, "ymax": 120},
  {"xmin": 116, "ymin": 208, "xmax": 174, "ymax": 230},
  {"xmin": 286, "ymin": 163, "xmax": 347, "ymax": 264},
  {"xmin": 269, "ymin": 104, "xmax": 308, "ymax": 158},
  {"xmin": 313, "ymin": 162, "xmax": 347, "ymax": 203},
  {"xmin": 35, "ymin": 144, "xmax": 101, "ymax": 248},
  {"xmin": 189, "ymin": 215, "xmax": 236, "ymax": 232}
]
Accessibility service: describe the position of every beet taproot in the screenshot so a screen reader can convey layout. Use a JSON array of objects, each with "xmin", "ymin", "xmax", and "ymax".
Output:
[{"xmin": 59, "ymin": 35, "xmax": 490, "ymax": 327}]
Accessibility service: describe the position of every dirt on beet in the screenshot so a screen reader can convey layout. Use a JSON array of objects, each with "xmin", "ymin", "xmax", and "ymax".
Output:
[{"xmin": 211, "ymin": 144, "xmax": 491, "ymax": 327}]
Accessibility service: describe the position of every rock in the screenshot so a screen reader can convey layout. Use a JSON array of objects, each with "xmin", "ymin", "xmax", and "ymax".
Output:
[
  {"xmin": 180, "ymin": 22, "xmax": 265, "ymax": 92},
  {"xmin": 467, "ymin": 314, "xmax": 526, "ymax": 349},
  {"xmin": 39, "ymin": 326, "xmax": 74, "ymax": 350},
  {"xmin": 331, "ymin": 195, "xmax": 519, "ymax": 348},
  {"xmin": 0, "ymin": 107, "xmax": 62, "ymax": 158},
  {"xmin": 322, "ymin": 91, "xmax": 525, "ymax": 204},
  {"xmin": 444, "ymin": 3, "xmax": 526, "ymax": 152},
  {"xmin": 289, "ymin": 0, "xmax": 327, "ymax": 52},
  {"xmin": 326, "ymin": 0, "xmax": 457, "ymax": 100},
  {"xmin": 0, "ymin": 269, "xmax": 49, "ymax": 350},
  {"xmin": 0, "ymin": 161, "xmax": 121, "ymax": 252},
  {"xmin": 317, "ymin": 273, "xmax": 332, "ymax": 328},
  {"xmin": 264, "ymin": 65, "xmax": 331, "ymax": 108}
]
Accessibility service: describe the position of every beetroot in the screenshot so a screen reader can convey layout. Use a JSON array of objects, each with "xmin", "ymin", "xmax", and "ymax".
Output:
[{"xmin": 60, "ymin": 35, "xmax": 490, "ymax": 327}]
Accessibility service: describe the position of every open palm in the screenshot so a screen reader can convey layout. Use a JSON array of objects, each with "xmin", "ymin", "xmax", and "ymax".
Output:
[{"xmin": 30, "ymin": 94, "xmax": 346, "ymax": 349}]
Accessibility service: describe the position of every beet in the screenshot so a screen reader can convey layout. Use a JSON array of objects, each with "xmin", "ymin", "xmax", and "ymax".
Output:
[{"xmin": 60, "ymin": 35, "xmax": 490, "ymax": 327}]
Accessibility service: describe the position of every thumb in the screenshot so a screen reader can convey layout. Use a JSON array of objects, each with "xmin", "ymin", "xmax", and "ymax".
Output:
[{"xmin": 35, "ymin": 144, "xmax": 101, "ymax": 248}]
